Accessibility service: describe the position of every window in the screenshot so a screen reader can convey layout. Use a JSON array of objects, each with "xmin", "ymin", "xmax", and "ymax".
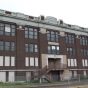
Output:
[
  {"xmin": 48, "ymin": 45, "xmax": 60, "ymax": 54},
  {"xmin": 25, "ymin": 57, "xmax": 29, "ymax": 66},
  {"xmin": 0, "ymin": 56, "xmax": 15, "ymax": 66},
  {"xmin": 56, "ymin": 46, "xmax": 59, "ymax": 54},
  {"xmin": 66, "ymin": 34, "xmax": 75, "ymax": 44},
  {"xmin": 5, "ymin": 42, "xmax": 10, "ymax": 51},
  {"xmin": 74, "ymin": 59, "xmax": 77, "ymax": 66},
  {"xmin": 30, "ymin": 44, "xmax": 33, "ymax": 52},
  {"xmin": 84, "ymin": 49, "xmax": 87, "ymax": 56},
  {"xmin": 0, "ymin": 41, "xmax": 4, "ymax": 50},
  {"xmin": 82, "ymin": 59, "xmax": 85, "ymax": 66},
  {"xmin": 35, "ymin": 44, "xmax": 38, "ymax": 52},
  {"xmin": 11, "ymin": 25, "xmax": 15, "ymax": 36},
  {"xmin": 51, "ymin": 31, "xmax": 55, "ymax": 41},
  {"xmin": 11, "ymin": 42, "xmax": 15, "ymax": 51},
  {"xmin": 0, "ymin": 41, "xmax": 15, "ymax": 51},
  {"xmin": 0, "ymin": 23, "xmax": 4, "ymax": 35},
  {"xmin": 25, "ymin": 57, "xmax": 38, "ymax": 67},
  {"xmin": 68, "ymin": 59, "xmax": 70, "ymax": 66},
  {"xmin": 82, "ymin": 59, "xmax": 88, "ymax": 67},
  {"xmin": 25, "ymin": 27, "xmax": 28, "ymax": 38},
  {"xmin": 5, "ymin": 56, "xmax": 10, "ymax": 66},
  {"xmin": 5, "ymin": 24, "xmax": 10, "ymax": 36},
  {"xmin": 29, "ymin": 28, "xmax": 33, "ymax": 39},
  {"xmin": 81, "ymin": 49, "xmax": 88, "ymax": 56},
  {"xmin": 35, "ymin": 57, "xmax": 38, "ymax": 66},
  {"xmin": 25, "ymin": 44, "xmax": 28, "ymax": 52},
  {"xmin": 67, "ymin": 48, "xmax": 76, "ymax": 55},
  {"xmin": 47, "ymin": 31, "xmax": 50, "ymax": 40},
  {"xmin": 30, "ymin": 57, "xmax": 34, "ymax": 66},
  {"xmin": 71, "ymin": 59, "xmax": 74, "ymax": 66},
  {"xmin": 56, "ymin": 32, "xmax": 59, "ymax": 42},
  {"xmin": 52, "ymin": 46, "xmax": 56, "ymax": 54},
  {"xmin": 47, "ymin": 31, "xmax": 59, "ymax": 42},
  {"xmin": 85, "ymin": 60, "xmax": 88, "ymax": 66},
  {"xmin": 0, "ymin": 56, "xmax": 3, "ymax": 66},
  {"xmin": 25, "ymin": 43, "xmax": 38, "ymax": 52},
  {"xmin": 80, "ymin": 36, "xmax": 88, "ymax": 45},
  {"xmin": 70, "ymin": 48, "xmax": 72, "ymax": 55},
  {"xmin": 68, "ymin": 59, "xmax": 77, "ymax": 67},
  {"xmin": 83, "ymin": 71, "xmax": 87, "ymax": 77},
  {"xmin": 25, "ymin": 27, "xmax": 38, "ymax": 39},
  {"xmin": 11, "ymin": 56, "xmax": 15, "ymax": 66},
  {"xmin": 0, "ymin": 23, "xmax": 15, "ymax": 36},
  {"xmin": 34, "ymin": 29, "xmax": 37, "ymax": 39}
]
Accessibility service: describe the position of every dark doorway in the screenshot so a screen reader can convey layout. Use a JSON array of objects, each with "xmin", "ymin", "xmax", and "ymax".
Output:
[
  {"xmin": 51, "ymin": 71, "xmax": 60, "ymax": 81},
  {"xmin": 48, "ymin": 58, "xmax": 55, "ymax": 68}
]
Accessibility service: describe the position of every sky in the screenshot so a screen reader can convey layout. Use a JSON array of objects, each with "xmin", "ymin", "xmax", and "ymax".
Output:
[{"xmin": 0, "ymin": 0, "xmax": 88, "ymax": 28}]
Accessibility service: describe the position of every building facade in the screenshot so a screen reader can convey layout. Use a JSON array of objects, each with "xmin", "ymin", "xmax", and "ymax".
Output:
[{"xmin": 0, "ymin": 9, "xmax": 88, "ymax": 82}]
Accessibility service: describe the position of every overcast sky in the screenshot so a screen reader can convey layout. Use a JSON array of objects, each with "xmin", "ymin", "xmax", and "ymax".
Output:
[{"xmin": 0, "ymin": 0, "xmax": 88, "ymax": 28}]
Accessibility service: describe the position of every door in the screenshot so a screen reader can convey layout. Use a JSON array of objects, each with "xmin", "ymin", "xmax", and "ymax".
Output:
[
  {"xmin": 26, "ymin": 72, "xmax": 31, "ymax": 82},
  {"xmin": 51, "ymin": 71, "xmax": 60, "ymax": 81},
  {"xmin": 48, "ymin": 59, "xmax": 55, "ymax": 69},
  {"xmin": 9, "ymin": 72, "xmax": 15, "ymax": 82},
  {"xmin": 0, "ymin": 72, "xmax": 6, "ymax": 82}
]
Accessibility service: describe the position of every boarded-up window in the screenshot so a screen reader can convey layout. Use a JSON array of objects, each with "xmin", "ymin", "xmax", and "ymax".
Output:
[
  {"xmin": 35, "ymin": 57, "xmax": 38, "ymax": 66},
  {"xmin": 25, "ymin": 57, "xmax": 29, "ymax": 66},
  {"xmin": 30, "ymin": 57, "xmax": 34, "ymax": 66},
  {"xmin": 5, "ymin": 56, "xmax": 10, "ymax": 66},
  {"xmin": 11, "ymin": 57, "xmax": 15, "ymax": 66},
  {"xmin": 0, "ymin": 56, "xmax": 3, "ymax": 66}
]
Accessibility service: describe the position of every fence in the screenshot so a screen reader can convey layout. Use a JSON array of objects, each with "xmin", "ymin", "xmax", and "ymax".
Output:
[
  {"xmin": 0, "ymin": 76, "xmax": 39, "ymax": 83},
  {"xmin": 60, "ymin": 74, "xmax": 88, "ymax": 84},
  {"xmin": 0, "ymin": 74, "xmax": 88, "ymax": 83}
]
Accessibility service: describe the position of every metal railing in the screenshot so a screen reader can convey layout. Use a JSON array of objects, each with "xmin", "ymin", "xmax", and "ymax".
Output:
[
  {"xmin": 38, "ymin": 63, "xmax": 67, "ymax": 82},
  {"xmin": 48, "ymin": 63, "xmax": 67, "ymax": 70}
]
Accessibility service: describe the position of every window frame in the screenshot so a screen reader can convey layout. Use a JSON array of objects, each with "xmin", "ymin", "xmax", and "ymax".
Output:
[
  {"xmin": 47, "ymin": 30, "xmax": 59, "ymax": 42},
  {"xmin": 25, "ymin": 27, "xmax": 38, "ymax": 39}
]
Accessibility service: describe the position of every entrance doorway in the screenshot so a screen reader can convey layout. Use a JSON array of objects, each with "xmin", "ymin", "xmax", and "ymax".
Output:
[
  {"xmin": 51, "ymin": 71, "xmax": 60, "ymax": 81},
  {"xmin": 48, "ymin": 58, "xmax": 55, "ymax": 68}
]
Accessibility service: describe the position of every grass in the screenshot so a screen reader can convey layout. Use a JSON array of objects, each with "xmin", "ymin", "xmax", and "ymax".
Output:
[
  {"xmin": 0, "ymin": 81, "xmax": 70, "ymax": 86},
  {"xmin": 0, "ymin": 79, "xmax": 88, "ymax": 86},
  {"xmin": 0, "ymin": 81, "xmax": 40, "ymax": 86}
]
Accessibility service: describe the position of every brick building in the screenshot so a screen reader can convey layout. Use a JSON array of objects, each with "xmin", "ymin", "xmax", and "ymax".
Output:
[{"xmin": 0, "ymin": 9, "xmax": 88, "ymax": 82}]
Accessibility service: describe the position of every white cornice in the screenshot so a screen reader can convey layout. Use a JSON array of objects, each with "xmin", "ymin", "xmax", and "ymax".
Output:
[
  {"xmin": 0, "ymin": 9, "xmax": 88, "ymax": 32},
  {"xmin": 0, "ymin": 15, "xmax": 88, "ymax": 36}
]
